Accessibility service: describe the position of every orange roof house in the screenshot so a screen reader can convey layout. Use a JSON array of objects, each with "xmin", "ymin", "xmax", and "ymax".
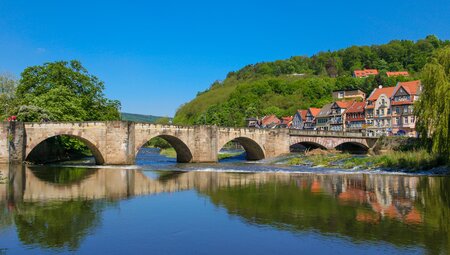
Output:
[
  {"xmin": 346, "ymin": 101, "xmax": 366, "ymax": 114},
  {"xmin": 365, "ymin": 86, "xmax": 396, "ymax": 109},
  {"xmin": 386, "ymin": 71, "xmax": 409, "ymax": 77},
  {"xmin": 297, "ymin": 110, "xmax": 307, "ymax": 121},
  {"xmin": 353, "ymin": 69, "xmax": 379, "ymax": 78},
  {"xmin": 260, "ymin": 115, "xmax": 281, "ymax": 128},
  {"xmin": 291, "ymin": 110, "xmax": 307, "ymax": 129},
  {"xmin": 392, "ymin": 80, "xmax": 421, "ymax": 95},
  {"xmin": 335, "ymin": 100, "xmax": 354, "ymax": 109},
  {"xmin": 309, "ymin": 108, "xmax": 321, "ymax": 117},
  {"xmin": 280, "ymin": 116, "xmax": 293, "ymax": 128}
]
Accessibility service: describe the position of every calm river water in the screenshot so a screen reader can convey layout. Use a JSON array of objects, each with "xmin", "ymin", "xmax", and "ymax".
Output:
[{"xmin": 0, "ymin": 148, "xmax": 449, "ymax": 255}]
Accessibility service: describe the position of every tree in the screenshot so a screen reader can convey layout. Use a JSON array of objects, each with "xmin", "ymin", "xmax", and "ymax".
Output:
[
  {"xmin": 16, "ymin": 60, "xmax": 120, "ymax": 122},
  {"xmin": 415, "ymin": 46, "xmax": 450, "ymax": 162},
  {"xmin": 155, "ymin": 117, "xmax": 171, "ymax": 125},
  {"xmin": 14, "ymin": 60, "xmax": 121, "ymax": 162},
  {"xmin": 16, "ymin": 105, "xmax": 52, "ymax": 122},
  {"xmin": 0, "ymin": 73, "xmax": 18, "ymax": 119}
]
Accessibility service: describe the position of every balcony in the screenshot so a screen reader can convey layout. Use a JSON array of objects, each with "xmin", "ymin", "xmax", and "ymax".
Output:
[{"xmin": 329, "ymin": 118, "xmax": 343, "ymax": 124}]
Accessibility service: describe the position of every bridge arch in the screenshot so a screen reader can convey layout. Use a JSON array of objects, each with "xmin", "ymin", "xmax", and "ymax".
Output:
[
  {"xmin": 26, "ymin": 134, "xmax": 105, "ymax": 165},
  {"xmin": 136, "ymin": 135, "xmax": 193, "ymax": 163},
  {"xmin": 335, "ymin": 142, "xmax": 369, "ymax": 154},
  {"xmin": 289, "ymin": 137, "xmax": 328, "ymax": 151},
  {"xmin": 290, "ymin": 141, "xmax": 327, "ymax": 152},
  {"xmin": 218, "ymin": 137, "xmax": 265, "ymax": 161}
]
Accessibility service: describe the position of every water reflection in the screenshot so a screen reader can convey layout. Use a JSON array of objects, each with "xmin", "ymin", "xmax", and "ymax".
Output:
[{"xmin": 0, "ymin": 164, "xmax": 449, "ymax": 254}]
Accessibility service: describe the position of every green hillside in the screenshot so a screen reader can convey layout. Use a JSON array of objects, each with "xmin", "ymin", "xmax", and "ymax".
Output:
[
  {"xmin": 173, "ymin": 35, "xmax": 449, "ymax": 127},
  {"xmin": 120, "ymin": 112, "xmax": 170, "ymax": 123}
]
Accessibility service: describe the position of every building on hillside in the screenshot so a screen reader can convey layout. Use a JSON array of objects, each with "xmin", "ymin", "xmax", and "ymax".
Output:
[
  {"xmin": 260, "ymin": 115, "xmax": 281, "ymax": 129},
  {"xmin": 291, "ymin": 110, "xmax": 307, "ymax": 129},
  {"xmin": 303, "ymin": 107, "xmax": 321, "ymax": 130},
  {"xmin": 332, "ymin": 89, "xmax": 366, "ymax": 101},
  {"xmin": 345, "ymin": 101, "xmax": 366, "ymax": 132},
  {"xmin": 386, "ymin": 71, "xmax": 409, "ymax": 77},
  {"xmin": 315, "ymin": 103, "xmax": 333, "ymax": 131},
  {"xmin": 390, "ymin": 80, "xmax": 421, "ymax": 137},
  {"xmin": 353, "ymin": 69, "xmax": 379, "ymax": 78},
  {"xmin": 278, "ymin": 116, "xmax": 293, "ymax": 128},
  {"xmin": 329, "ymin": 101, "xmax": 354, "ymax": 131},
  {"xmin": 246, "ymin": 117, "xmax": 260, "ymax": 128},
  {"xmin": 365, "ymin": 85, "xmax": 395, "ymax": 136}
]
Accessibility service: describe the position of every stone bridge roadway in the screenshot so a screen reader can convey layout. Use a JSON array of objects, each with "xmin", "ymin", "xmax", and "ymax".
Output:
[{"xmin": 0, "ymin": 121, "xmax": 378, "ymax": 165}]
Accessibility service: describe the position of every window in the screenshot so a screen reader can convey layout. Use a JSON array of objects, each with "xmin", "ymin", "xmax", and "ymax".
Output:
[
  {"xmin": 387, "ymin": 109, "xmax": 391, "ymax": 115},
  {"xmin": 338, "ymin": 91, "xmax": 344, "ymax": 98},
  {"xmin": 411, "ymin": 116, "xmax": 415, "ymax": 123},
  {"xmin": 404, "ymin": 117, "xmax": 408, "ymax": 124},
  {"xmin": 395, "ymin": 107, "xmax": 400, "ymax": 114},
  {"xmin": 395, "ymin": 117, "xmax": 400, "ymax": 124},
  {"xmin": 403, "ymin": 106, "xmax": 408, "ymax": 113}
]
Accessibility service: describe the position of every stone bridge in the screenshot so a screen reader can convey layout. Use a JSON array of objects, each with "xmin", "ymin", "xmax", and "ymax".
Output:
[{"xmin": 0, "ymin": 121, "xmax": 378, "ymax": 165}]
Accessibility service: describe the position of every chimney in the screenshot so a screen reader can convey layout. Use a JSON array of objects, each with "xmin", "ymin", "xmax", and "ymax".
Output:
[{"xmin": 378, "ymin": 85, "xmax": 383, "ymax": 89}]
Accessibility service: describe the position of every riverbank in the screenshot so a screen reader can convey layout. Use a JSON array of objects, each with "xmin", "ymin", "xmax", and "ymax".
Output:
[{"xmin": 287, "ymin": 149, "xmax": 449, "ymax": 173}]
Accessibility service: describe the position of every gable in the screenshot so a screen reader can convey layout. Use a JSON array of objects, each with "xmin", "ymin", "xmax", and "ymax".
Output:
[{"xmin": 394, "ymin": 86, "xmax": 410, "ymax": 97}]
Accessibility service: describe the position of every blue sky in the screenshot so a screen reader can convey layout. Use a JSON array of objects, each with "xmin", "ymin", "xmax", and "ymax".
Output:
[{"xmin": 0, "ymin": 0, "xmax": 449, "ymax": 116}]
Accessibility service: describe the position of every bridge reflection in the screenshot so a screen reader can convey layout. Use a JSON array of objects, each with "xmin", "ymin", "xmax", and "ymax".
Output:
[{"xmin": 0, "ymin": 165, "xmax": 449, "ymax": 254}]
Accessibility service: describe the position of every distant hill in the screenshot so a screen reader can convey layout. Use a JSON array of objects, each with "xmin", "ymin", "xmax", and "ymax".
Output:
[
  {"xmin": 173, "ymin": 35, "xmax": 449, "ymax": 126},
  {"xmin": 120, "ymin": 112, "xmax": 171, "ymax": 123}
]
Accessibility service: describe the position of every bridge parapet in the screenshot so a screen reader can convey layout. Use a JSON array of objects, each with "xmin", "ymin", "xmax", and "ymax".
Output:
[{"xmin": 289, "ymin": 129, "xmax": 380, "ymax": 138}]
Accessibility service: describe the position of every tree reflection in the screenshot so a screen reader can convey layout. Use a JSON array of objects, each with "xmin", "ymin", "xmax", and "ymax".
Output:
[
  {"xmin": 14, "ymin": 200, "xmax": 110, "ymax": 251},
  {"xmin": 30, "ymin": 167, "xmax": 95, "ymax": 184}
]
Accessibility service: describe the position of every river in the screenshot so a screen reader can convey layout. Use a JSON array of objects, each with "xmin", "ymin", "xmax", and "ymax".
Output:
[{"xmin": 0, "ymin": 148, "xmax": 449, "ymax": 254}]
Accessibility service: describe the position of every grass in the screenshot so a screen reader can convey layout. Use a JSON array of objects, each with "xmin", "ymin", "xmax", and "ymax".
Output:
[
  {"xmin": 288, "ymin": 149, "xmax": 447, "ymax": 172},
  {"xmin": 369, "ymin": 150, "xmax": 446, "ymax": 171},
  {"xmin": 160, "ymin": 148, "xmax": 177, "ymax": 158},
  {"xmin": 218, "ymin": 152, "xmax": 244, "ymax": 160}
]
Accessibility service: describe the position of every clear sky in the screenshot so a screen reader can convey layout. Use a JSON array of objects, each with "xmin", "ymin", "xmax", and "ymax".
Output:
[{"xmin": 0, "ymin": 0, "xmax": 449, "ymax": 116}]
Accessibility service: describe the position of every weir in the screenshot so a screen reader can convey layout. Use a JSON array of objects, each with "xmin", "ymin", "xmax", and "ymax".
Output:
[{"xmin": 0, "ymin": 121, "xmax": 379, "ymax": 165}]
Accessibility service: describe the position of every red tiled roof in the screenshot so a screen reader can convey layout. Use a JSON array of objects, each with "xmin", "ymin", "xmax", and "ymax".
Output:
[
  {"xmin": 367, "ymin": 86, "xmax": 395, "ymax": 101},
  {"xmin": 354, "ymin": 69, "xmax": 379, "ymax": 78},
  {"xmin": 393, "ymin": 80, "xmax": 421, "ymax": 96},
  {"xmin": 261, "ymin": 115, "xmax": 280, "ymax": 126},
  {"xmin": 296, "ymin": 110, "xmax": 307, "ymax": 120},
  {"xmin": 281, "ymin": 116, "xmax": 293, "ymax": 123},
  {"xmin": 364, "ymin": 69, "xmax": 379, "ymax": 75},
  {"xmin": 346, "ymin": 101, "xmax": 365, "ymax": 113},
  {"xmin": 335, "ymin": 100, "xmax": 354, "ymax": 109},
  {"xmin": 386, "ymin": 71, "xmax": 409, "ymax": 77},
  {"xmin": 308, "ymin": 107, "xmax": 321, "ymax": 117}
]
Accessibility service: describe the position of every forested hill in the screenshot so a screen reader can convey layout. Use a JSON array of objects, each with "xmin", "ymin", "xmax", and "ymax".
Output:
[{"xmin": 173, "ymin": 35, "xmax": 449, "ymax": 126}]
